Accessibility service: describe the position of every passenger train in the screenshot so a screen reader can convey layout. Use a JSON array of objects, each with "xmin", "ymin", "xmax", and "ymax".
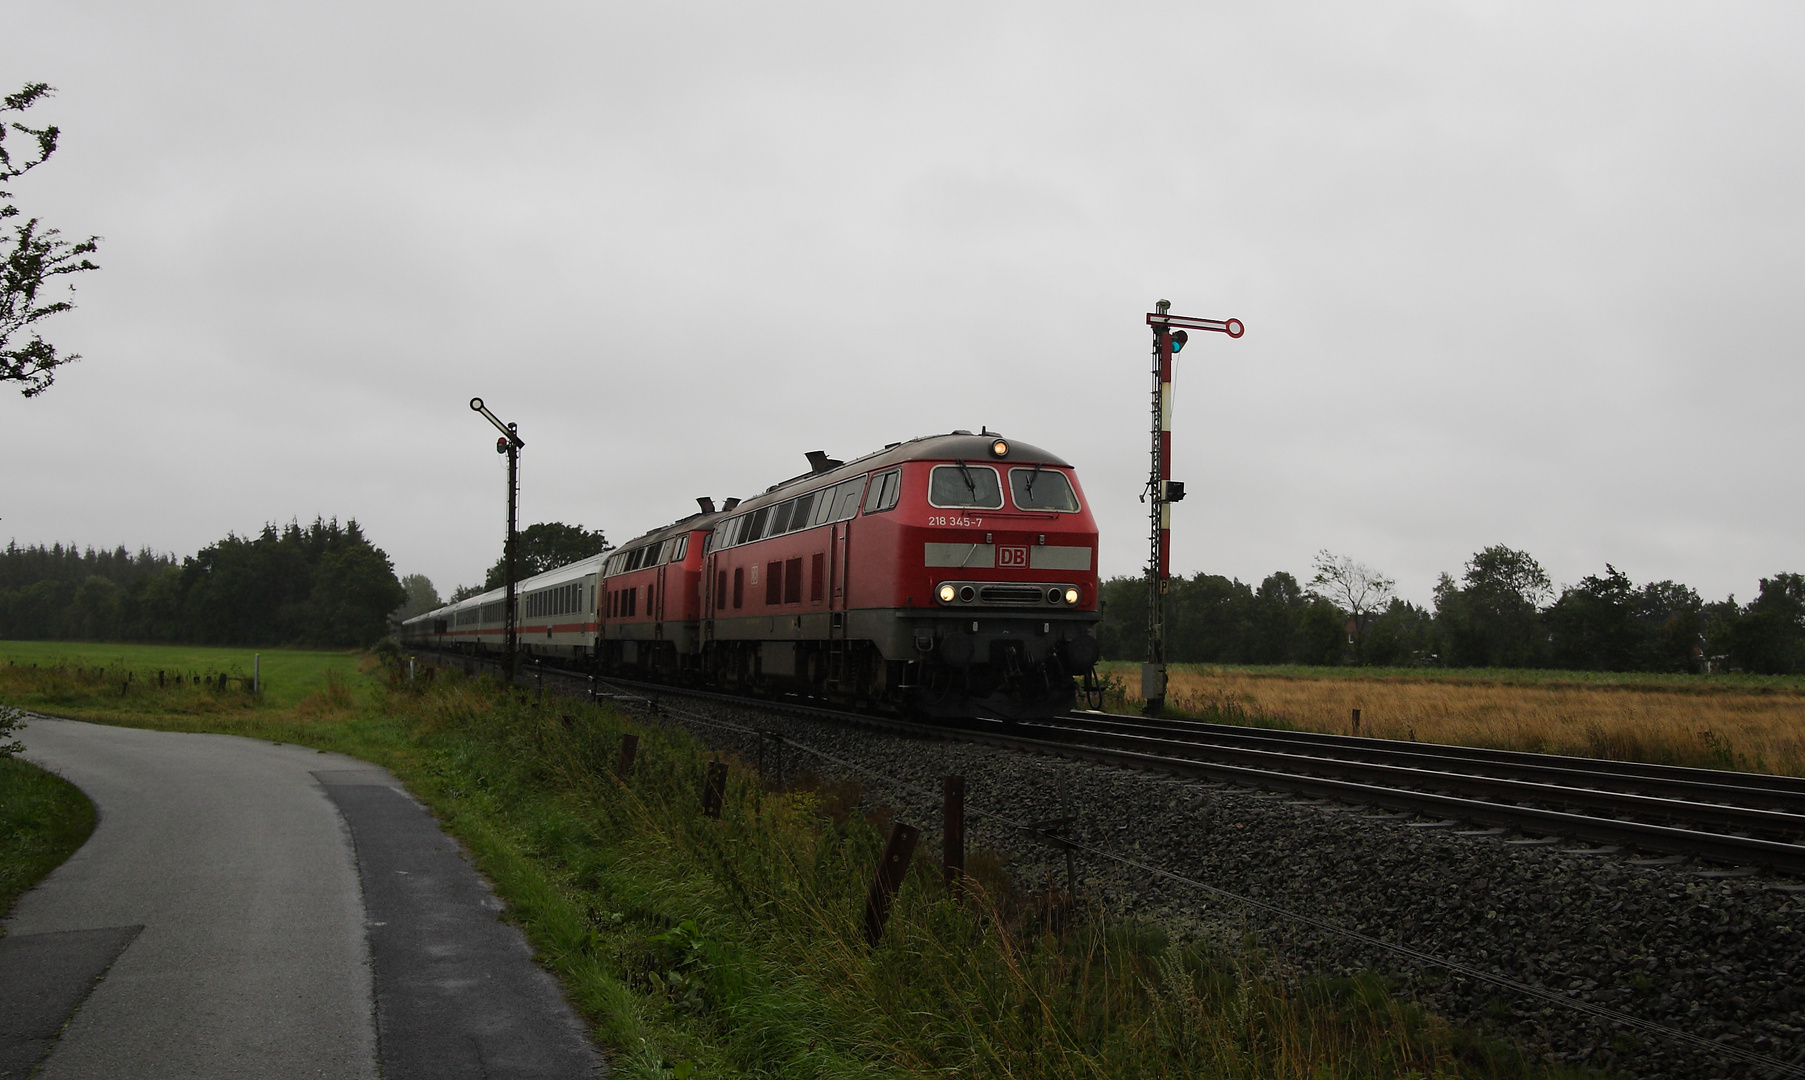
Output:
[{"xmin": 399, "ymin": 431, "xmax": 1101, "ymax": 718}]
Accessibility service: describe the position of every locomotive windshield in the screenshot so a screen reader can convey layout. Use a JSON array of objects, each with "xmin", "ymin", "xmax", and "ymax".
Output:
[
  {"xmin": 1009, "ymin": 467, "xmax": 1079, "ymax": 512},
  {"xmin": 928, "ymin": 463, "xmax": 1003, "ymax": 509}
]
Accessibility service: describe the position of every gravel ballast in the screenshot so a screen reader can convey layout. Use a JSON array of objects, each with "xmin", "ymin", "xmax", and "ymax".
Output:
[{"xmin": 628, "ymin": 689, "xmax": 1805, "ymax": 1080}]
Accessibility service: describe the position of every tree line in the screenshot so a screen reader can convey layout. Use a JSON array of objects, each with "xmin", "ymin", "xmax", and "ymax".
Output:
[
  {"xmin": 0, "ymin": 518, "xmax": 406, "ymax": 648},
  {"xmin": 1097, "ymin": 545, "xmax": 1805, "ymax": 675}
]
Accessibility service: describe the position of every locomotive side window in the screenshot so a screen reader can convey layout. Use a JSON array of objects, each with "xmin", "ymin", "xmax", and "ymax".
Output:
[
  {"xmin": 765, "ymin": 561, "xmax": 782, "ymax": 605},
  {"xmin": 672, "ymin": 536, "xmax": 689, "ymax": 561},
  {"xmin": 829, "ymin": 477, "xmax": 866, "ymax": 522},
  {"xmin": 788, "ymin": 491, "xmax": 817, "ymax": 532},
  {"xmin": 928, "ymin": 463, "xmax": 1003, "ymax": 509},
  {"xmin": 864, "ymin": 469, "xmax": 901, "ymax": 514},
  {"xmin": 746, "ymin": 506, "xmax": 771, "ymax": 543}
]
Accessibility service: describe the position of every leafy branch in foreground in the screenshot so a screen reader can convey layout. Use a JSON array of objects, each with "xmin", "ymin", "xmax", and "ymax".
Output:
[
  {"xmin": 1, "ymin": 82, "xmax": 100, "ymax": 398},
  {"xmin": 0, "ymin": 704, "xmax": 25, "ymax": 758}
]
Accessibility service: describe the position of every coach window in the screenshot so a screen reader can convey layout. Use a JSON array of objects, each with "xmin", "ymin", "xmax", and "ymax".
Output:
[
  {"xmin": 863, "ymin": 469, "xmax": 901, "ymax": 514},
  {"xmin": 929, "ymin": 463, "xmax": 1003, "ymax": 509}
]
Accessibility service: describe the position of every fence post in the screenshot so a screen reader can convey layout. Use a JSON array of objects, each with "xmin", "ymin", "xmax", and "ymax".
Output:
[
  {"xmin": 943, "ymin": 776, "xmax": 964, "ymax": 899},
  {"xmin": 702, "ymin": 761, "xmax": 729, "ymax": 818},
  {"xmin": 1351, "ymin": 707, "xmax": 1360, "ymax": 734},
  {"xmin": 616, "ymin": 733, "xmax": 638, "ymax": 780},
  {"xmin": 864, "ymin": 822, "xmax": 920, "ymax": 945}
]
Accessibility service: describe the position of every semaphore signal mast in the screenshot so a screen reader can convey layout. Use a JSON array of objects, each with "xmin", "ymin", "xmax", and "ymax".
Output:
[{"xmin": 1142, "ymin": 300, "xmax": 1244, "ymax": 716}]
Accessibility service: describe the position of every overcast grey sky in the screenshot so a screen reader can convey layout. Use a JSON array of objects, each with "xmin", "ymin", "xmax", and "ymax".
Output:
[{"xmin": 6, "ymin": 2, "xmax": 1801, "ymax": 607}]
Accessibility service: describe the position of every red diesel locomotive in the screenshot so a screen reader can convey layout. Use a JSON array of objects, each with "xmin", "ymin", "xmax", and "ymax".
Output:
[{"xmin": 402, "ymin": 430, "xmax": 1102, "ymax": 718}]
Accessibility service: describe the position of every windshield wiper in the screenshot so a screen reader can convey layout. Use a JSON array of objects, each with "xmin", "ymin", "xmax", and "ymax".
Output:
[
  {"xmin": 1025, "ymin": 461, "xmax": 1043, "ymax": 497},
  {"xmin": 954, "ymin": 458, "xmax": 976, "ymax": 493}
]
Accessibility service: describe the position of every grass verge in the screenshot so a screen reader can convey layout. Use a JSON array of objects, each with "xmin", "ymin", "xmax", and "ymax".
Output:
[
  {"xmin": 0, "ymin": 752, "xmax": 97, "ymax": 930},
  {"xmin": 1, "ymin": 649, "xmax": 1587, "ymax": 1078}
]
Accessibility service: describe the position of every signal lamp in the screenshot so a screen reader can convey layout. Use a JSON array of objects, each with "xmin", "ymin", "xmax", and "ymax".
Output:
[
  {"xmin": 1170, "ymin": 329, "xmax": 1189, "ymax": 353},
  {"xmin": 990, "ymin": 439, "xmax": 1008, "ymax": 458},
  {"xmin": 1064, "ymin": 588, "xmax": 1080, "ymax": 605},
  {"xmin": 1047, "ymin": 588, "xmax": 1062, "ymax": 604},
  {"xmin": 496, "ymin": 436, "xmax": 509, "ymax": 454},
  {"xmin": 959, "ymin": 585, "xmax": 976, "ymax": 602},
  {"xmin": 937, "ymin": 584, "xmax": 956, "ymax": 603}
]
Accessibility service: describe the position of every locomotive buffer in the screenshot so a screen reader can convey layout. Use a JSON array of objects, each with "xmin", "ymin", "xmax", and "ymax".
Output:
[{"xmin": 1142, "ymin": 301, "xmax": 1244, "ymax": 716}]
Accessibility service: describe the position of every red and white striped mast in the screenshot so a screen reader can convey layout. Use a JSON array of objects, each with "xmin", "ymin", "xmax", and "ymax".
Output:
[{"xmin": 1142, "ymin": 300, "xmax": 1244, "ymax": 715}]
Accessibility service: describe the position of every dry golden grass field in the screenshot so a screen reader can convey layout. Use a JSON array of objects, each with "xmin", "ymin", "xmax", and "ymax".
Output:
[{"xmin": 1101, "ymin": 663, "xmax": 1805, "ymax": 777}]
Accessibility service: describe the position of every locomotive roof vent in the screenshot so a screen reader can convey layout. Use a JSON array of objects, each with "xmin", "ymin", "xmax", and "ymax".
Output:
[
  {"xmin": 722, "ymin": 497, "xmax": 741, "ymax": 511},
  {"xmin": 697, "ymin": 497, "xmax": 716, "ymax": 514},
  {"xmin": 804, "ymin": 450, "xmax": 843, "ymax": 473}
]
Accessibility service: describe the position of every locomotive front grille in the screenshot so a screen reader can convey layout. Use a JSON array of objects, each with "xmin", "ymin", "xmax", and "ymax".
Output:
[{"xmin": 978, "ymin": 584, "xmax": 1046, "ymax": 606}]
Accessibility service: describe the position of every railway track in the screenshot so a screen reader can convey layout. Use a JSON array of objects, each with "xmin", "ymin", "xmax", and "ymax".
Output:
[{"xmin": 430, "ymin": 650, "xmax": 1805, "ymax": 877}]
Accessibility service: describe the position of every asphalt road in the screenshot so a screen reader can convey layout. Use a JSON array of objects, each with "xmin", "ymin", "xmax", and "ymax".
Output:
[{"xmin": 2, "ymin": 717, "xmax": 602, "ymax": 1079}]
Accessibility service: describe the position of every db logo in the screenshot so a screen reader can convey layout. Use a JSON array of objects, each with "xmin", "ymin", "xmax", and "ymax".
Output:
[{"xmin": 997, "ymin": 546, "xmax": 1029, "ymax": 568}]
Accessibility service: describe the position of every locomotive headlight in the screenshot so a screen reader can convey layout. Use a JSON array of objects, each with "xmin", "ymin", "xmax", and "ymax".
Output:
[
  {"xmin": 1064, "ymin": 587, "xmax": 1080, "ymax": 605},
  {"xmin": 937, "ymin": 584, "xmax": 956, "ymax": 603},
  {"xmin": 990, "ymin": 439, "xmax": 1008, "ymax": 457}
]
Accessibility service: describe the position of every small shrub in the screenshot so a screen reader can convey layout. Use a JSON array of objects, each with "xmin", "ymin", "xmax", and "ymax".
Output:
[{"xmin": 0, "ymin": 704, "xmax": 24, "ymax": 758}]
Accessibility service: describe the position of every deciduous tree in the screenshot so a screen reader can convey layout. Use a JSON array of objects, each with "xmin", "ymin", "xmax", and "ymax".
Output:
[
  {"xmin": 1, "ymin": 84, "xmax": 99, "ymax": 397},
  {"xmin": 1435, "ymin": 545, "xmax": 1551, "ymax": 667},
  {"xmin": 481, "ymin": 522, "xmax": 612, "ymax": 589},
  {"xmin": 1308, "ymin": 551, "xmax": 1395, "ymax": 661}
]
